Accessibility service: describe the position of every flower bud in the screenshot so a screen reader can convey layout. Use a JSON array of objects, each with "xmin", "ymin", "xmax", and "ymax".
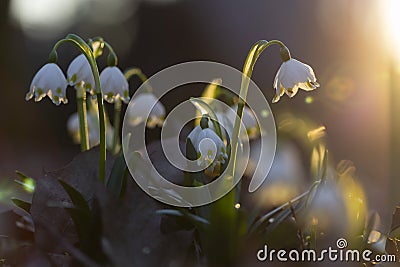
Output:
[
  {"xmin": 279, "ymin": 45, "xmax": 291, "ymax": 62},
  {"xmin": 48, "ymin": 49, "xmax": 58, "ymax": 63}
]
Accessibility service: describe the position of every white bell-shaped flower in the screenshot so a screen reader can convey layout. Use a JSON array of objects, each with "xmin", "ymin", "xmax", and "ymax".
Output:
[
  {"xmin": 26, "ymin": 63, "xmax": 68, "ymax": 105},
  {"xmin": 99, "ymin": 66, "xmax": 130, "ymax": 103},
  {"xmin": 187, "ymin": 125, "xmax": 202, "ymax": 146},
  {"xmin": 67, "ymin": 108, "xmax": 114, "ymax": 149},
  {"xmin": 67, "ymin": 54, "xmax": 95, "ymax": 94},
  {"xmin": 188, "ymin": 126, "xmax": 228, "ymax": 174},
  {"xmin": 126, "ymin": 93, "xmax": 165, "ymax": 128},
  {"xmin": 67, "ymin": 112, "xmax": 81, "ymax": 144},
  {"xmin": 273, "ymin": 58, "xmax": 319, "ymax": 103}
]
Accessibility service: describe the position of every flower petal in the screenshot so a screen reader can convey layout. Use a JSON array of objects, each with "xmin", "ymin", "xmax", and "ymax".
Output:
[
  {"xmin": 100, "ymin": 66, "xmax": 130, "ymax": 103},
  {"xmin": 67, "ymin": 54, "xmax": 95, "ymax": 91},
  {"xmin": 27, "ymin": 63, "xmax": 68, "ymax": 105}
]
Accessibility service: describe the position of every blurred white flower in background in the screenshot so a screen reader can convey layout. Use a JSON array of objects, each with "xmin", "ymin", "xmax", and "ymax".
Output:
[
  {"xmin": 304, "ymin": 183, "xmax": 347, "ymax": 232},
  {"xmin": 126, "ymin": 93, "xmax": 165, "ymax": 128},
  {"xmin": 247, "ymin": 141, "xmax": 307, "ymax": 208},
  {"xmin": 25, "ymin": 63, "xmax": 68, "ymax": 105},
  {"xmin": 67, "ymin": 101, "xmax": 114, "ymax": 149}
]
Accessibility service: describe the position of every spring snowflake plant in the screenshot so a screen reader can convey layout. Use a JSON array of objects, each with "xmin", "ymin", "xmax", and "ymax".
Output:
[{"xmin": 2, "ymin": 35, "xmax": 393, "ymax": 267}]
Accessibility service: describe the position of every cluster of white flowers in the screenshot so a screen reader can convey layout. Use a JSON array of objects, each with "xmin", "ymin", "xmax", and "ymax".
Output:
[
  {"xmin": 186, "ymin": 51, "xmax": 320, "ymax": 175},
  {"xmin": 27, "ymin": 54, "xmax": 166, "ymax": 129},
  {"xmin": 26, "ymin": 54, "xmax": 131, "ymax": 105}
]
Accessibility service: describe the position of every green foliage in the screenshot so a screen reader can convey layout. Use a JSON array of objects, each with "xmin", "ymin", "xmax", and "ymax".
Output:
[
  {"xmin": 11, "ymin": 198, "xmax": 31, "ymax": 214},
  {"xmin": 106, "ymin": 151, "xmax": 128, "ymax": 198}
]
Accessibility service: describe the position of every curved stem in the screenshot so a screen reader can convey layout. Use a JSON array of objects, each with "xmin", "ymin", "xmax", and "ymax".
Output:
[
  {"xmin": 53, "ymin": 34, "xmax": 107, "ymax": 183},
  {"xmin": 124, "ymin": 67, "xmax": 153, "ymax": 93},
  {"xmin": 227, "ymin": 39, "xmax": 285, "ymax": 181},
  {"xmin": 76, "ymin": 84, "xmax": 89, "ymax": 151},
  {"xmin": 112, "ymin": 98, "xmax": 122, "ymax": 154}
]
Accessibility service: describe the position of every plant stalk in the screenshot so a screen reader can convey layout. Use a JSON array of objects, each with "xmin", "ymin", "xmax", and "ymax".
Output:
[{"xmin": 76, "ymin": 84, "xmax": 89, "ymax": 151}]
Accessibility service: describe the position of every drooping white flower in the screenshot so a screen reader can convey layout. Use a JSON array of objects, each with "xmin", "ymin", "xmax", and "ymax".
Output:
[
  {"xmin": 126, "ymin": 93, "xmax": 165, "ymax": 128},
  {"xmin": 187, "ymin": 126, "xmax": 228, "ymax": 174},
  {"xmin": 99, "ymin": 66, "xmax": 130, "ymax": 103},
  {"xmin": 273, "ymin": 58, "xmax": 319, "ymax": 103},
  {"xmin": 224, "ymin": 105, "xmax": 259, "ymax": 139},
  {"xmin": 67, "ymin": 105, "xmax": 114, "ymax": 149},
  {"xmin": 67, "ymin": 54, "xmax": 95, "ymax": 93},
  {"xmin": 67, "ymin": 112, "xmax": 81, "ymax": 144},
  {"xmin": 26, "ymin": 63, "xmax": 68, "ymax": 105}
]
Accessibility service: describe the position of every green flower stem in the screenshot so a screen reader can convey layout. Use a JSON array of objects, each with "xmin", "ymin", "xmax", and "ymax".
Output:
[
  {"xmin": 76, "ymin": 84, "xmax": 89, "ymax": 151},
  {"xmin": 206, "ymin": 40, "xmax": 286, "ymax": 265},
  {"xmin": 112, "ymin": 98, "xmax": 122, "ymax": 154},
  {"xmin": 227, "ymin": 39, "xmax": 285, "ymax": 180},
  {"xmin": 102, "ymin": 41, "xmax": 118, "ymax": 66},
  {"xmin": 124, "ymin": 67, "xmax": 153, "ymax": 93},
  {"xmin": 96, "ymin": 93, "xmax": 107, "ymax": 183},
  {"xmin": 53, "ymin": 34, "xmax": 107, "ymax": 183}
]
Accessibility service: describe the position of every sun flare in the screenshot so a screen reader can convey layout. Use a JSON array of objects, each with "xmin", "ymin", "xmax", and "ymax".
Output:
[{"xmin": 381, "ymin": 0, "xmax": 400, "ymax": 55}]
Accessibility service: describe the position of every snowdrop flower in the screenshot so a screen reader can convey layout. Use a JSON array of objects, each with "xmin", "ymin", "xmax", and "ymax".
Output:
[
  {"xmin": 188, "ymin": 125, "xmax": 228, "ymax": 175},
  {"xmin": 67, "ymin": 109, "xmax": 114, "ymax": 149},
  {"xmin": 225, "ymin": 105, "xmax": 259, "ymax": 139},
  {"xmin": 273, "ymin": 47, "xmax": 319, "ymax": 103},
  {"xmin": 99, "ymin": 66, "xmax": 130, "ymax": 103},
  {"xmin": 26, "ymin": 63, "xmax": 68, "ymax": 105},
  {"xmin": 126, "ymin": 93, "xmax": 165, "ymax": 128},
  {"xmin": 67, "ymin": 54, "xmax": 95, "ymax": 93}
]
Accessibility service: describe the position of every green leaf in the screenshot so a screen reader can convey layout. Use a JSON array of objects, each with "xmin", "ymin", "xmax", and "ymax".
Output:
[
  {"xmin": 14, "ymin": 178, "xmax": 35, "ymax": 194},
  {"xmin": 106, "ymin": 151, "xmax": 128, "ymax": 198},
  {"xmin": 15, "ymin": 170, "xmax": 31, "ymax": 180},
  {"xmin": 201, "ymin": 78, "xmax": 222, "ymax": 99},
  {"xmin": 11, "ymin": 198, "xmax": 31, "ymax": 214},
  {"xmin": 185, "ymin": 138, "xmax": 198, "ymax": 161},
  {"xmin": 310, "ymin": 143, "xmax": 326, "ymax": 180},
  {"xmin": 58, "ymin": 179, "xmax": 90, "ymax": 215},
  {"xmin": 194, "ymin": 79, "xmax": 222, "ymax": 125},
  {"xmin": 14, "ymin": 171, "xmax": 36, "ymax": 193},
  {"xmin": 156, "ymin": 209, "xmax": 210, "ymax": 230},
  {"xmin": 320, "ymin": 149, "xmax": 328, "ymax": 181},
  {"xmin": 190, "ymin": 97, "xmax": 223, "ymax": 139},
  {"xmin": 58, "ymin": 179, "xmax": 91, "ymax": 241},
  {"xmin": 184, "ymin": 138, "xmax": 205, "ymax": 186}
]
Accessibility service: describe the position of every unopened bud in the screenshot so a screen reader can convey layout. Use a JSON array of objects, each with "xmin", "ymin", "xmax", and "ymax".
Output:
[{"xmin": 279, "ymin": 46, "xmax": 291, "ymax": 62}]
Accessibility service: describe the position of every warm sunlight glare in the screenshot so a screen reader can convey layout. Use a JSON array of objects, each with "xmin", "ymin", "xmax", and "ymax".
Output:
[{"xmin": 381, "ymin": 0, "xmax": 400, "ymax": 54}]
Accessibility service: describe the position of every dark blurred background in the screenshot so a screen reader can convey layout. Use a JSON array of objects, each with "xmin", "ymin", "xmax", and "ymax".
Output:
[{"xmin": 0, "ymin": 0, "xmax": 396, "ymax": 221}]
